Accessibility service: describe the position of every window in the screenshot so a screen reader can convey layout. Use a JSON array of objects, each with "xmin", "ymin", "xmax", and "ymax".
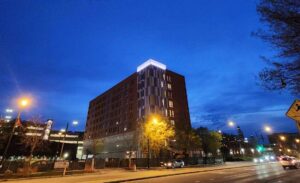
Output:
[
  {"xmin": 169, "ymin": 100, "xmax": 173, "ymax": 108},
  {"xmin": 169, "ymin": 110, "xmax": 174, "ymax": 117},
  {"xmin": 170, "ymin": 120, "xmax": 175, "ymax": 126},
  {"xmin": 161, "ymin": 81, "xmax": 164, "ymax": 87},
  {"xmin": 167, "ymin": 91, "xmax": 173, "ymax": 98},
  {"xmin": 167, "ymin": 83, "xmax": 172, "ymax": 90},
  {"xmin": 167, "ymin": 76, "xmax": 172, "ymax": 82}
]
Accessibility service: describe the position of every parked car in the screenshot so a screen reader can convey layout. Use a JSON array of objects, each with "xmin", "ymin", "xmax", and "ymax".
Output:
[
  {"xmin": 280, "ymin": 156, "xmax": 300, "ymax": 169},
  {"xmin": 164, "ymin": 160, "xmax": 184, "ymax": 168}
]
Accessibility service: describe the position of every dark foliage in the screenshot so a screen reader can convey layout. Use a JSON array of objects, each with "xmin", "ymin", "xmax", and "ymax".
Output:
[{"xmin": 256, "ymin": 0, "xmax": 300, "ymax": 94}]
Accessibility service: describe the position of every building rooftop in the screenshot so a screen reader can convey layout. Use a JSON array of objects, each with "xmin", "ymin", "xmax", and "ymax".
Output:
[{"xmin": 137, "ymin": 59, "xmax": 166, "ymax": 72}]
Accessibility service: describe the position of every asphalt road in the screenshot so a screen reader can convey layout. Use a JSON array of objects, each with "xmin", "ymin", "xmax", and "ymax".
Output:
[{"xmin": 128, "ymin": 163, "xmax": 300, "ymax": 183}]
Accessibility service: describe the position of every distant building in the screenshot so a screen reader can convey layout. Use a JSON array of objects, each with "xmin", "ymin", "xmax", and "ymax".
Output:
[
  {"xmin": 84, "ymin": 59, "xmax": 191, "ymax": 158},
  {"xmin": 49, "ymin": 130, "xmax": 84, "ymax": 159},
  {"xmin": 0, "ymin": 119, "xmax": 53, "ymax": 139},
  {"xmin": 0, "ymin": 119, "xmax": 84, "ymax": 160},
  {"xmin": 268, "ymin": 132, "xmax": 300, "ymax": 156}
]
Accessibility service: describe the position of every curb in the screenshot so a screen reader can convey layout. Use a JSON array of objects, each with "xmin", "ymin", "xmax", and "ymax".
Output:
[{"xmin": 104, "ymin": 164, "xmax": 258, "ymax": 183}]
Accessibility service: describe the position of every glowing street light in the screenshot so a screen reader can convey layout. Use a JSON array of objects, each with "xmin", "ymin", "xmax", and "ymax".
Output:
[
  {"xmin": 72, "ymin": 120, "xmax": 79, "ymax": 126},
  {"xmin": 264, "ymin": 126, "xmax": 272, "ymax": 133},
  {"xmin": 0, "ymin": 96, "xmax": 32, "ymax": 168},
  {"xmin": 295, "ymin": 139, "xmax": 300, "ymax": 143},
  {"xmin": 280, "ymin": 135, "xmax": 286, "ymax": 141},
  {"xmin": 152, "ymin": 118, "xmax": 158, "ymax": 124},
  {"xmin": 287, "ymin": 149, "xmax": 291, "ymax": 153},
  {"xmin": 63, "ymin": 152, "xmax": 69, "ymax": 159},
  {"xmin": 228, "ymin": 121, "xmax": 235, "ymax": 127},
  {"xmin": 5, "ymin": 109, "xmax": 13, "ymax": 113},
  {"xmin": 18, "ymin": 98, "xmax": 30, "ymax": 108}
]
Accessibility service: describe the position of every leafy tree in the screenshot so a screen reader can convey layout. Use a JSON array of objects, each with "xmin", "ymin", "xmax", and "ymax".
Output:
[
  {"xmin": 175, "ymin": 129, "xmax": 202, "ymax": 156},
  {"xmin": 255, "ymin": 0, "xmax": 300, "ymax": 94},
  {"xmin": 142, "ymin": 116, "xmax": 175, "ymax": 157},
  {"xmin": 195, "ymin": 127, "xmax": 222, "ymax": 156},
  {"xmin": 207, "ymin": 131, "xmax": 222, "ymax": 156}
]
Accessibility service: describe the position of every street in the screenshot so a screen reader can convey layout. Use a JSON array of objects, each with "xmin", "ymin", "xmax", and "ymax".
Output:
[
  {"xmin": 130, "ymin": 163, "xmax": 299, "ymax": 183},
  {"xmin": 2, "ymin": 162, "xmax": 300, "ymax": 183}
]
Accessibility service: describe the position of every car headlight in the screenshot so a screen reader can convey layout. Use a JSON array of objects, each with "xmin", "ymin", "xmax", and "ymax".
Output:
[
  {"xmin": 270, "ymin": 156, "xmax": 275, "ymax": 160},
  {"xmin": 259, "ymin": 159, "xmax": 264, "ymax": 163},
  {"xmin": 253, "ymin": 158, "xmax": 258, "ymax": 163},
  {"xmin": 167, "ymin": 163, "xmax": 172, "ymax": 166},
  {"xmin": 292, "ymin": 160, "xmax": 296, "ymax": 164}
]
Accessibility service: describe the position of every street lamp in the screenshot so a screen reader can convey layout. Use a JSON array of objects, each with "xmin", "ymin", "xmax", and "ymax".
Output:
[
  {"xmin": 5, "ymin": 109, "xmax": 13, "ymax": 113},
  {"xmin": 72, "ymin": 120, "xmax": 79, "ymax": 126},
  {"xmin": 19, "ymin": 98, "xmax": 29, "ymax": 108},
  {"xmin": 59, "ymin": 120, "xmax": 79, "ymax": 159},
  {"xmin": 63, "ymin": 152, "xmax": 69, "ymax": 159},
  {"xmin": 147, "ymin": 116, "xmax": 160, "ymax": 169},
  {"xmin": 280, "ymin": 135, "xmax": 286, "ymax": 141},
  {"xmin": 228, "ymin": 121, "xmax": 235, "ymax": 127},
  {"xmin": 295, "ymin": 139, "xmax": 300, "ymax": 143},
  {"xmin": 264, "ymin": 126, "xmax": 272, "ymax": 133},
  {"xmin": 0, "ymin": 97, "xmax": 31, "ymax": 169},
  {"xmin": 72, "ymin": 120, "xmax": 80, "ymax": 159}
]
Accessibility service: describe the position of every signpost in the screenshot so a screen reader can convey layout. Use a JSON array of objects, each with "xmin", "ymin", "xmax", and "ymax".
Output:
[
  {"xmin": 286, "ymin": 99, "xmax": 300, "ymax": 134},
  {"xmin": 54, "ymin": 161, "xmax": 69, "ymax": 176}
]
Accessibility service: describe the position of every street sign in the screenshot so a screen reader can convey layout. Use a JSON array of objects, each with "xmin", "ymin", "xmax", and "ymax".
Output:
[
  {"xmin": 54, "ymin": 161, "xmax": 69, "ymax": 169},
  {"xmin": 286, "ymin": 99, "xmax": 300, "ymax": 121}
]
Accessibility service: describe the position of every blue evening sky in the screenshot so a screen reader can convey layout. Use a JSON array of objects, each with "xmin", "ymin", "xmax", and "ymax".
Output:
[{"xmin": 0, "ymin": 0, "xmax": 297, "ymax": 136}]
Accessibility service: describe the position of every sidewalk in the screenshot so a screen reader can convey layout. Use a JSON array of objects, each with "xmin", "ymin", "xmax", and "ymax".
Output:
[{"xmin": 1, "ymin": 162, "xmax": 258, "ymax": 183}]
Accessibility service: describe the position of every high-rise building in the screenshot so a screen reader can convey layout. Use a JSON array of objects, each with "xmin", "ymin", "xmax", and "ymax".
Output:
[{"xmin": 84, "ymin": 59, "xmax": 191, "ymax": 158}]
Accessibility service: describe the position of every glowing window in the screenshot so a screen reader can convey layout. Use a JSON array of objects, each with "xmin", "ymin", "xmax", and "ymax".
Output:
[{"xmin": 169, "ymin": 100, "xmax": 173, "ymax": 108}]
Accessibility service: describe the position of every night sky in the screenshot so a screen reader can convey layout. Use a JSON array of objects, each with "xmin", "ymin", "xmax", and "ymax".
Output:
[{"xmin": 0, "ymin": 0, "xmax": 297, "ymax": 136}]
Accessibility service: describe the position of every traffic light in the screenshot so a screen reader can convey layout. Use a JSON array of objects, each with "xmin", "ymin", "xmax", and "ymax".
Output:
[{"xmin": 256, "ymin": 145, "xmax": 265, "ymax": 153}]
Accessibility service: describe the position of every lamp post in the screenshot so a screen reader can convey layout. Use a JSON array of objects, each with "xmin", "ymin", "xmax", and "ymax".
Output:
[
  {"xmin": 59, "ymin": 120, "xmax": 79, "ymax": 159},
  {"xmin": 0, "ymin": 98, "xmax": 30, "ymax": 169},
  {"xmin": 72, "ymin": 120, "xmax": 80, "ymax": 159},
  {"xmin": 147, "ymin": 117, "xmax": 159, "ymax": 169},
  {"xmin": 59, "ymin": 123, "xmax": 69, "ymax": 159},
  {"xmin": 252, "ymin": 125, "xmax": 273, "ymax": 145}
]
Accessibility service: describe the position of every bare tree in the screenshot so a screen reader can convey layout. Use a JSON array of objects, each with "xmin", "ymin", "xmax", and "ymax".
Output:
[
  {"xmin": 255, "ymin": 0, "xmax": 300, "ymax": 94},
  {"xmin": 21, "ymin": 118, "xmax": 45, "ymax": 174}
]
